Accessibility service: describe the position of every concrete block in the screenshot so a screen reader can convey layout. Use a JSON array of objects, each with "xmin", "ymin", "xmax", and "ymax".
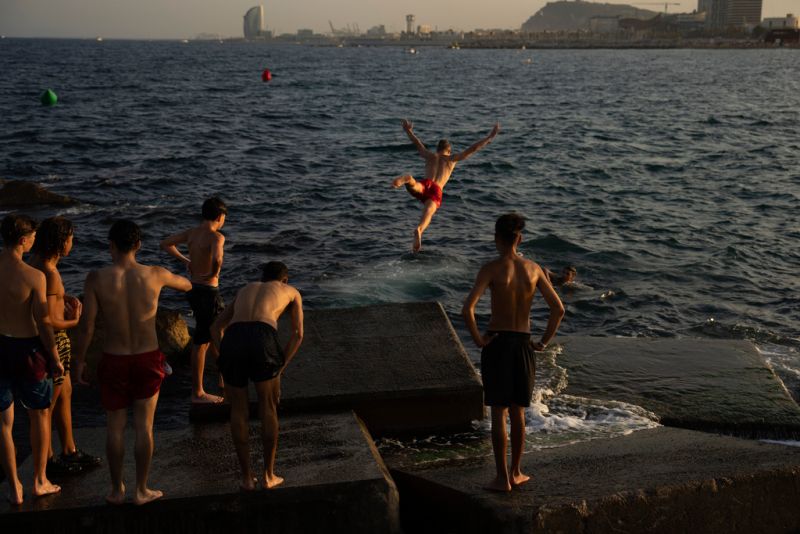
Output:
[
  {"xmin": 389, "ymin": 427, "xmax": 800, "ymax": 534},
  {"xmin": 0, "ymin": 412, "xmax": 399, "ymax": 534},
  {"xmin": 556, "ymin": 337, "xmax": 800, "ymax": 437},
  {"xmin": 190, "ymin": 302, "xmax": 485, "ymax": 436}
]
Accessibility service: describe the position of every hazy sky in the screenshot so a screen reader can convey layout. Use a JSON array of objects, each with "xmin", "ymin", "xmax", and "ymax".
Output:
[{"xmin": 0, "ymin": 0, "xmax": 794, "ymax": 39}]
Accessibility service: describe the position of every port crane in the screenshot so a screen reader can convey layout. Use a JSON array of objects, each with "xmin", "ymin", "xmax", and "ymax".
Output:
[{"xmin": 632, "ymin": 2, "xmax": 681, "ymax": 13}]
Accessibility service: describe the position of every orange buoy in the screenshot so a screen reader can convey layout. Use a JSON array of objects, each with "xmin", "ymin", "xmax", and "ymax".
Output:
[{"xmin": 261, "ymin": 69, "xmax": 272, "ymax": 82}]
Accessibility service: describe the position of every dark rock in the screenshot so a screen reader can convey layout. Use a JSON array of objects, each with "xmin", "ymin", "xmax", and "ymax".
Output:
[
  {"xmin": 557, "ymin": 336, "xmax": 800, "ymax": 438},
  {"xmin": 390, "ymin": 427, "xmax": 800, "ymax": 534},
  {"xmin": 190, "ymin": 302, "xmax": 485, "ymax": 437},
  {"xmin": 0, "ymin": 180, "xmax": 75, "ymax": 207},
  {"xmin": 0, "ymin": 412, "xmax": 401, "ymax": 533}
]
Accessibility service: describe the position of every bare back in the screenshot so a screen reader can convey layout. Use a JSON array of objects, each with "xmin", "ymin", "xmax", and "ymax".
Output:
[
  {"xmin": 187, "ymin": 226, "xmax": 223, "ymax": 287},
  {"xmin": 0, "ymin": 251, "xmax": 45, "ymax": 337},
  {"xmin": 87, "ymin": 263, "xmax": 184, "ymax": 354},
  {"xmin": 229, "ymin": 281, "xmax": 299, "ymax": 330},
  {"xmin": 485, "ymin": 256, "xmax": 542, "ymax": 333}
]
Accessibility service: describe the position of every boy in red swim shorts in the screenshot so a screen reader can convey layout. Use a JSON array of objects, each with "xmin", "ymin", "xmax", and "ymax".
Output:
[
  {"xmin": 392, "ymin": 119, "xmax": 500, "ymax": 253},
  {"xmin": 73, "ymin": 220, "xmax": 191, "ymax": 506}
]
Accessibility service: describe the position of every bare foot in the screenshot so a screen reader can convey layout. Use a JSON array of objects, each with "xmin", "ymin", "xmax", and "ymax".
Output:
[
  {"xmin": 6, "ymin": 479, "xmax": 23, "ymax": 505},
  {"xmin": 482, "ymin": 476, "xmax": 512, "ymax": 493},
  {"xmin": 191, "ymin": 392, "xmax": 224, "ymax": 404},
  {"xmin": 33, "ymin": 478, "xmax": 61, "ymax": 498},
  {"xmin": 413, "ymin": 229, "xmax": 422, "ymax": 253},
  {"xmin": 134, "ymin": 488, "xmax": 163, "ymax": 505},
  {"xmin": 510, "ymin": 471, "xmax": 531, "ymax": 487},
  {"xmin": 240, "ymin": 476, "xmax": 259, "ymax": 492},
  {"xmin": 263, "ymin": 474, "xmax": 284, "ymax": 489},
  {"xmin": 391, "ymin": 175, "xmax": 410, "ymax": 188},
  {"xmin": 106, "ymin": 483, "xmax": 126, "ymax": 505}
]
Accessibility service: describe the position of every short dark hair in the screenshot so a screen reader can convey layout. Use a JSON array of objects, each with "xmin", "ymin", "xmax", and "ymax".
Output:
[
  {"xmin": 261, "ymin": 261, "xmax": 288, "ymax": 282},
  {"xmin": 436, "ymin": 139, "xmax": 451, "ymax": 153},
  {"xmin": 1, "ymin": 214, "xmax": 37, "ymax": 247},
  {"xmin": 108, "ymin": 220, "xmax": 141, "ymax": 253},
  {"xmin": 495, "ymin": 213, "xmax": 525, "ymax": 245},
  {"xmin": 201, "ymin": 197, "xmax": 227, "ymax": 221},
  {"xmin": 31, "ymin": 217, "xmax": 74, "ymax": 259}
]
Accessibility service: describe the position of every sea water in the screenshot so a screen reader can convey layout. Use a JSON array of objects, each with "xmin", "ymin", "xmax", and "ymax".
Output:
[{"xmin": 1, "ymin": 40, "xmax": 798, "ymax": 443}]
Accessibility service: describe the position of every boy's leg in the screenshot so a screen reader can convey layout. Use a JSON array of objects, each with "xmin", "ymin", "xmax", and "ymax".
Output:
[
  {"xmin": 226, "ymin": 384, "xmax": 256, "ymax": 490},
  {"xmin": 391, "ymin": 175, "xmax": 425, "ymax": 196},
  {"xmin": 484, "ymin": 406, "xmax": 512, "ymax": 492},
  {"xmin": 255, "ymin": 378, "xmax": 283, "ymax": 489},
  {"xmin": 0, "ymin": 403, "xmax": 23, "ymax": 505},
  {"xmin": 105, "ymin": 408, "xmax": 127, "ymax": 504},
  {"xmin": 132, "ymin": 393, "xmax": 163, "ymax": 505},
  {"xmin": 414, "ymin": 200, "xmax": 438, "ymax": 253},
  {"xmin": 47, "ymin": 382, "xmax": 63, "ymax": 459},
  {"xmin": 508, "ymin": 404, "xmax": 530, "ymax": 486},
  {"xmin": 192, "ymin": 343, "xmax": 223, "ymax": 403},
  {"xmin": 29, "ymin": 407, "xmax": 60, "ymax": 497}
]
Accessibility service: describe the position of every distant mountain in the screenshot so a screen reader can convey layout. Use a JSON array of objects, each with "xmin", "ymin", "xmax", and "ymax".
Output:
[{"xmin": 521, "ymin": 1, "xmax": 658, "ymax": 32}]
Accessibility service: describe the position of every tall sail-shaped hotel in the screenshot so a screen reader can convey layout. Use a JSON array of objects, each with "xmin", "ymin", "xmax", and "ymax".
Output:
[{"xmin": 243, "ymin": 5, "xmax": 266, "ymax": 39}]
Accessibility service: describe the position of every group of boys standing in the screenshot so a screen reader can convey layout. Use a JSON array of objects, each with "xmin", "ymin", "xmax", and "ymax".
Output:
[
  {"xmin": 2, "ymin": 120, "xmax": 571, "ymax": 505},
  {"xmin": 0, "ymin": 197, "xmax": 303, "ymax": 505}
]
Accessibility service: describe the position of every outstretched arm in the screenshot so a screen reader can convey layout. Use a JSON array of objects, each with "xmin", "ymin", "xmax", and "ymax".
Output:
[
  {"xmin": 534, "ymin": 267, "xmax": 565, "ymax": 350},
  {"xmin": 452, "ymin": 122, "xmax": 500, "ymax": 162},
  {"xmin": 160, "ymin": 230, "xmax": 191, "ymax": 267},
  {"xmin": 402, "ymin": 119, "xmax": 430, "ymax": 158},
  {"xmin": 32, "ymin": 271, "xmax": 62, "ymax": 378}
]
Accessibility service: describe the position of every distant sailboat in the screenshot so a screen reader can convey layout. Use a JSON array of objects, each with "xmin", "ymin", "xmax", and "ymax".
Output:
[{"xmin": 96, "ymin": 36, "xmax": 103, "ymax": 42}]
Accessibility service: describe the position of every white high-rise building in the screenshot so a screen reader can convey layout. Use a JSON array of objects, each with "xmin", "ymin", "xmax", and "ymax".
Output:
[{"xmin": 244, "ymin": 5, "xmax": 266, "ymax": 39}]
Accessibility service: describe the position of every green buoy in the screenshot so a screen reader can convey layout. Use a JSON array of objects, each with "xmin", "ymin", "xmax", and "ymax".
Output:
[{"xmin": 40, "ymin": 89, "xmax": 57, "ymax": 106}]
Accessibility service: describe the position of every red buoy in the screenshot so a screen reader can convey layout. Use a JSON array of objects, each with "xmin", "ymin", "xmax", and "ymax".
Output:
[{"xmin": 261, "ymin": 69, "xmax": 272, "ymax": 82}]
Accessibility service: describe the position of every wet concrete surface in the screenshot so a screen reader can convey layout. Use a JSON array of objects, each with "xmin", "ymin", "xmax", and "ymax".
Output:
[
  {"xmin": 557, "ymin": 336, "xmax": 800, "ymax": 438},
  {"xmin": 0, "ymin": 412, "xmax": 400, "ymax": 533},
  {"xmin": 190, "ymin": 302, "xmax": 485, "ymax": 436},
  {"xmin": 388, "ymin": 427, "xmax": 800, "ymax": 534}
]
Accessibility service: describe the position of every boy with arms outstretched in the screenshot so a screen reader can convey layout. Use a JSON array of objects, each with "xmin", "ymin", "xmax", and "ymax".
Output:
[{"xmin": 392, "ymin": 119, "xmax": 500, "ymax": 252}]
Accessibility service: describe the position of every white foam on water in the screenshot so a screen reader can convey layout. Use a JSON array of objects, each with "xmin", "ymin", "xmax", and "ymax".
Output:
[
  {"xmin": 760, "ymin": 344, "xmax": 800, "ymax": 379},
  {"xmin": 472, "ymin": 346, "xmax": 661, "ymax": 449}
]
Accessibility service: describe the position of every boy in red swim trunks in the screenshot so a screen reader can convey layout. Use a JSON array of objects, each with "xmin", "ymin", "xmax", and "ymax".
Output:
[
  {"xmin": 392, "ymin": 119, "xmax": 500, "ymax": 252},
  {"xmin": 73, "ymin": 220, "xmax": 191, "ymax": 505}
]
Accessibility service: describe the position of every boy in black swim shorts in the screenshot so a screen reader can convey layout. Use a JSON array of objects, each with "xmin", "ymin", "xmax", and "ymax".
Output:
[
  {"xmin": 462, "ymin": 213, "xmax": 564, "ymax": 493},
  {"xmin": 211, "ymin": 261, "xmax": 304, "ymax": 491},
  {"xmin": 161, "ymin": 197, "xmax": 227, "ymax": 404}
]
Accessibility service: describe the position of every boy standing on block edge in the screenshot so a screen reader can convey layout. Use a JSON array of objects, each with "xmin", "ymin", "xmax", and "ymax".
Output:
[
  {"xmin": 462, "ymin": 213, "xmax": 564, "ymax": 492},
  {"xmin": 161, "ymin": 197, "xmax": 227, "ymax": 403}
]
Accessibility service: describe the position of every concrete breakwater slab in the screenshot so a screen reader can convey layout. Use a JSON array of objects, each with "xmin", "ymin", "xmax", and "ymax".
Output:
[
  {"xmin": 557, "ymin": 336, "xmax": 800, "ymax": 438},
  {"xmin": 389, "ymin": 427, "xmax": 800, "ymax": 534},
  {"xmin": 0, "ymin": 412, "xmax": 400, "ymax": 534},
  {"xmin": 191, "ymin": 302, "xmax": 485, "ymax": 436}
]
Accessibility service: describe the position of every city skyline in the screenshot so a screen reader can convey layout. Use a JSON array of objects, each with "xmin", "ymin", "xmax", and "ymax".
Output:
[{"xmin": 0, "ymin": 0, "xmax": 794, "ymax": 39}]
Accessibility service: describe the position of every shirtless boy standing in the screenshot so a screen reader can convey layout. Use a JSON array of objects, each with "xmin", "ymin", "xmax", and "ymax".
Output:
[
  {"xmin": 0, "ymin": 214, "xmax": 63, "ymax": 504},
  {"xmin": 160, "ymin": 197, "xmax": 227, "ymax": 403},
  {"xmin": 29, "ymin": 217, "xmax": 101, "ymax": 475},
  {"xmin": 392, "ymin": 119, "xmax": 500, "ymax": 252},
  {"xmin": 73, "ymin": 220, "xmax": 191, "ymax": 505},
  {"xmin": 462, "ymin": 213, "xmax": 564, "ymax": 492},
  {"xmin": 210, "ymin": 261, "xmax": 303, "ymax": 491}
]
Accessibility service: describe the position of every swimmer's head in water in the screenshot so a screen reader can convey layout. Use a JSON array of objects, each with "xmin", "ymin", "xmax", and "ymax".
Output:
[
  {"xmin": 1, "ymin": 214, "xmax": 37, "ymax": 248},
  {"xmin": 109, "ymin": 219, "xmax": 141, "ymax": 253},
  {"xmin": 436, "ymin": 139, "xmax": 451, "ymax": 155},
  {"xmin": 32, "ymin": 216, "xmax": 74, "ymax": 259},
  {"xmin": 495, "ymin": 213, "xmax": 525, "ymax": 247},
  {"xmin": 202, "ymin": 196, "xmax": 227, "ymax": 225},
  {"xmin": 562, "ymin": 266, "xmax": 577, "ymax": 284},
  {"xmin": 261, "ymin": 261, "xmax": 289, "ymax": 283}
]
